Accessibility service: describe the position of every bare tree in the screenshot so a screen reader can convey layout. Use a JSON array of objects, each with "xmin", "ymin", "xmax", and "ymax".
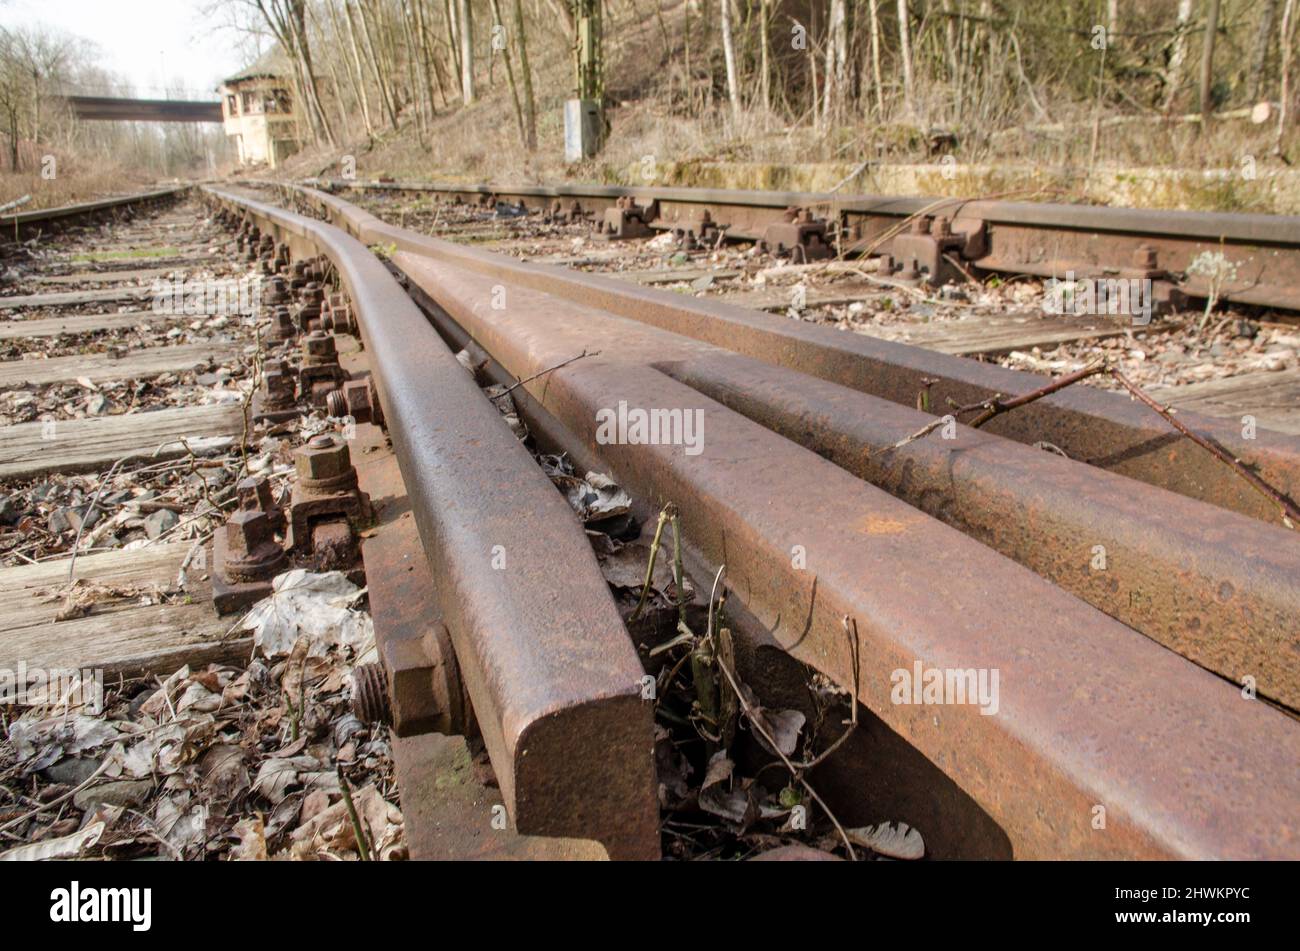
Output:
[
  {"xmin": 458, "ymin": 0, "xmax": 475, "ymax": 103},
  {"xmin": 897, "ymin": 0, "xmax": 916, "ymax": 119},
  {"xmin": 1198, "ymin": 0, "xmax": 1222, "ymax": 121},
  {"xmin": 720, "ymin": 0, "xmax": 741, "ymax": 122}
]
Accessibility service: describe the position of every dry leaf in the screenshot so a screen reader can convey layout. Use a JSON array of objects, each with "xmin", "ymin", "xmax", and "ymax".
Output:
[{"xmin": 845, "ymin": 821, "xmax": 926, "ymax": 860}]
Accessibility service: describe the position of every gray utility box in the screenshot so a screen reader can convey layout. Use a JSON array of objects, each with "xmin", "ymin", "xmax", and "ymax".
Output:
[{"xmin": 564, "ymin": 99, "xmax": 602, "ymax": 162}]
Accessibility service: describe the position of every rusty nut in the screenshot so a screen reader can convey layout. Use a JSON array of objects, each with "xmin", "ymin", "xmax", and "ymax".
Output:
[
  {"xmin": 295, "ymin": 433, "xmax": 352, "ymax": 482},
  {"xmin": 302, "ymin": 332, "xmax": 336, "ymax": 360}
]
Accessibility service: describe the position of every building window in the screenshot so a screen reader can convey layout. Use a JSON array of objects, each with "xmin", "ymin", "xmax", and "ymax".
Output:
[
  {"xmin": 225, "ymin": 94, "xmax": 237, "ymax": 117},
  {"xmin": 264, "ymin": 89, "xmax": 291, "ymax": 114}
]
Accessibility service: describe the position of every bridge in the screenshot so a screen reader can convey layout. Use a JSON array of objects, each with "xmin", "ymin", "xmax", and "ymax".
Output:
[{"xmin": 62, "ymin": 96, "xmax": 223, "ymax": 123}]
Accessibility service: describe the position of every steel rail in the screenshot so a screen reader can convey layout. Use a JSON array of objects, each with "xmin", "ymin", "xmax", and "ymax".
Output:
[
  {"xmin": 307, "ymin": 177, "xmax": 1300, "ymax": 311},
  {"xmin": 373, "ymin": 236, "xmax": 1300, "ymax": 859},
  {"xmin": 1, "ymin": 187, "xmax": 190, "ymax": 241},
  {"xmin": 202, "ymin": 185, "xmax": 660, "ymax": 860},
  {"xmin": 294, "ymin": 183, "xmax": 1300, "ymax": 527}
]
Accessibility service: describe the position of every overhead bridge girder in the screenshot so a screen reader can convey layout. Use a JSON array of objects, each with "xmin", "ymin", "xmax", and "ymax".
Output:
[{"xmin": 62, "ymin": 96, "xmax": 223, "ymax": 123}]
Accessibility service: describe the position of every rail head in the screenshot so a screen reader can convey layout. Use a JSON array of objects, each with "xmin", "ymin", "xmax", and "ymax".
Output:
[
  {"xmin": 1, "ymin": 186, "xmax": 192, "ymax": 239},
  {"xmin": 202, "ymin": 185, "xmax": 660, "ymax": 860}
]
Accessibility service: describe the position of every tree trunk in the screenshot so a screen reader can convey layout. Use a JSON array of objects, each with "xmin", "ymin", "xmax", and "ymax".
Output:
[
  {"xmin": 356, "ymin": 0, "xmax": 400, "ymax": 128},
  {"xmin": 1164, "ymin": 0, "xmax": 1194, "ymax": 111},
  {"xmin": 868, "ymin": 0, "xmax": 883, "ymax": 117},
  {"xmin": 897, "ymin": 0, "xmax": 916, "ymax": 120},
  {"xmin": 720, "ymin": 0, "xmax": 741, "ymax": 122},
  {"xmin": 458, "ymin": 0, "xmax": 475, "ymax": 103},
  {"xmin": 512, "ymin": 0, "xmax": 537, "ymax": 147},
  {"xmin": 1278, "ymin": 0, "xmax": 1297, "ymax": 155},
  {"xmin": 1248, "ymin": 0, "xmax": 1278, "ymax": 103},
  {"xmin": 332, "ymin": 0, "xmax": 375, "ymax": 137},
  {"xmin": 1198, "ymin": 0, "xmax": 1222, "ymax": 121},
  {"xmin": 488, "ymin": 0, "xmax": 526, "ymax": 144}
]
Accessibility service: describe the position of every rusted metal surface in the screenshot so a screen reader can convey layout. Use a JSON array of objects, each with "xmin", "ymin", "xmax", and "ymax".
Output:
[
  {"xmin": 309, "ymin": 177, "xmax": 1300, "ymax": 310},
  {"xmin": 297, "ymin": 183, "xmax": 1300, "ymax": 527},
  {"xmin": 391, "ymin": 733, "xmax": 609, "ymax": 860},
  {"xmin": 384, "ymin": 242, "xmax": 1300, "ymax": 859},
  {"xmin": 656, "ymin": 351, "xmax": 1300, "ymax": 709},
  {"xmin": 0, "ymin": 187, "xmax": 188, "ymax": 244},
  {"xmin": 203, "ymin": 185, "xmax": 661, "ymax": 861},
  {"xmin": 342, "ymin": 410, "xmax": 472, "ymax": 739}
]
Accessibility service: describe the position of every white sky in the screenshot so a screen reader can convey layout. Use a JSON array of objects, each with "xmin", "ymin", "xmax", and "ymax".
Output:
[{"xmin": 3, "ymin": 0, "xmax": 256, "ymax": 99}]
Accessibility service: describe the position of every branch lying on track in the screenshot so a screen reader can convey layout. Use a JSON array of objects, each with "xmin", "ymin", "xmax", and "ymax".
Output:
[
  {"xmin": 883, "ymin": 359, "xmax": 1299, "ymax": 531},
  {"xmin": 1109, "ymin": 370, "xmax": 1300, "ymax": 529},
  {"xmin": 882, "ymin": 360, "xmax": 1109, "ymax": 452},
  {"xmin": 488, "ymin": 348, "xmax": 600, "ymax": 403}
]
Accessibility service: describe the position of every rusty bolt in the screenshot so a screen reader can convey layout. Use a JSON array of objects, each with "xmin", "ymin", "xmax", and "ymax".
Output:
[
  {"xmin": 351, "ymin": 663, "xmax": 392, "ymax": 726},
  {"xmin": 295, "ymin": 433, "xmax": 353, "ymax": 482},
  {"xmin": 263, "ymin": 276, "xmax": 289, "ymax": 306},
  {"xmin": 325, "ymin": 378, "xmax": 377, "ymax": 423},
  {"xmin": 302, "ymin": 332, "xmax": 337, "ymax": 361},
  {"xmin": 325, "ymin": 388, "xmax": 348, "ymax": 419},
  {"xmin": 1133, "ymin": 245, "xmax": 1159, "ymax": 270},
  {"xmin": 269, "ymin": 306, "xmax": 296, "ymax": 342},
  {"xmin": 223, "ymin": 509, "xmax": 287, "ymax": 582},
  {"xmin": 236, "ymin": 476, "xmax": 275, "ymax": 513}
]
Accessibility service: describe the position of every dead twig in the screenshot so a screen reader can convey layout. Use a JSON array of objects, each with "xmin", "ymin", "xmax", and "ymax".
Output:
[
  {"xmin": 489, "ymin": 348, "xmax": 601, "ymax": 403},
  {"xmin": 712, "ymin": 648, "xmax": 857, "ymax": 861},
  {"xmin": 629, "ymin": 503, "xmax": 674, "ymax": 623},
  {"xmin": 336, "ymin": 765, "xmax": 373, "ymax": 861},
  {"xmin": 1110, "ymin": 369, "xmax": 1300, "ymax": 530},
  {"xmin": 65, "ymin": 457, "xmax": 125, "ymax": 585}
]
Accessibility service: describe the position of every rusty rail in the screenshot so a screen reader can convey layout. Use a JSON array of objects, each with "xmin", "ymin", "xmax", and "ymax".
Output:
[
  {"xmin": 300, "ymin": 183, "xmax": 1300, "ymax": 527},
  {"xmin": 202, "ymin": 185, "xmax": 659, "ymax": 860},
  {"xmin": 276, "ymin": 182, "xmax": 1300, "ymax": 859},
  {"xmin": 307, "ymin": 177, "xmax": 1300, "ymax": 312},
  {"xmin": 1, "ymin": 186, "xmax": 190, "ymax": 243}
]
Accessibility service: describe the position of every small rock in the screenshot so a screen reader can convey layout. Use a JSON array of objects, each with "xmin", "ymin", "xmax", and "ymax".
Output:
[
  {"xmin": 86, "ymin": 394, "xmax": 110, "ymax": 415},
  {"xmin": 47, "ymin": 507, "xmax": 76, "ymax": 534},
  {"xmin": 0, "ymin": 495, "xmax": 21, "ymax": 526},
  {"xmin": 73, "ymin": 779, "xmax": 152, "ymax": 810},
  {"xmin": 41, "ymin": 757, "xmax": 102, "ymax": 786},
  {"xmin": 691, "ymin": 274, "xmax": 714, "ymax": 291},
  {"xmin": 143, "ymin": 508, "xmax": 179, "ymax": 539}
]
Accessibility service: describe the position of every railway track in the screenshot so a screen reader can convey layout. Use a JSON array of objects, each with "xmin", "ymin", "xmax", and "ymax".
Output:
[
  {"xmin": 306, "ymin": 177, "xmax": 1300, "ymax": 314},
  {"xmin": 3, "ymin": 184, "xmax": 1299, "ymax": 861}
]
